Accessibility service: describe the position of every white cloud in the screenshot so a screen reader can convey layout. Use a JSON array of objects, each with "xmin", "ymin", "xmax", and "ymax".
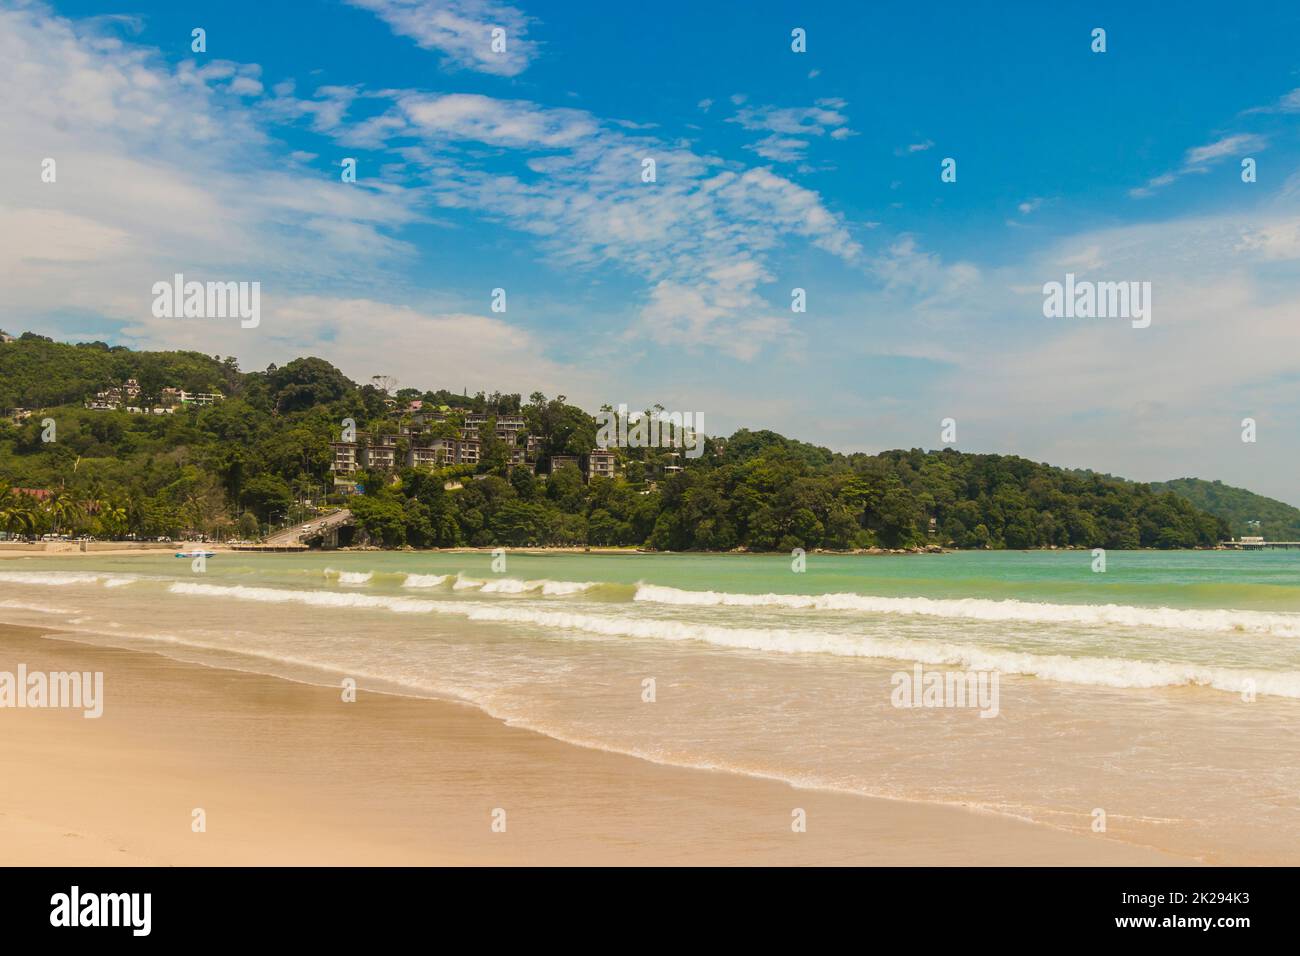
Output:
[
  {"xmin": 1236, "ymin": 218, "xmax": 1300, "ymax": 261},
  {"xmin": 729, "ymin": 102, "xmax": 848, "ymax": 137},
  {"xmin": 1244, "ymin": 87, "xmax": 1300, "ymax": 115},
  {"xmin": 369, "ymin": 92, "xmax": 598, "ymax": 148},
  {"xmin": 1184, "ymin": 133, "xmax": 1265, "ymax": 168},
  {"xmin": 1131, "ymin": 133, "xmax": 1267, "ymax": 197},
  {"xmin": 345, "ymin": 0, "xmax": 537, "ymax": 76},
  {"xmin": 262, "ymin": 83, "xmax": 361, "ymax": 133},
  {"xmin": 0, "ymin": 2, "xmax": 862, "ymax": 374},
  {"xmin": 831, "ymin": 205, "xmax": 1300, "ymax": 502},
  {"xmin": 0, "ymin": 3, "xmax": 420, "ymax": 335},
  {"xmin": 896, "ymin": 139, "xmax": 934, "ymax": 154},
  {"xmin": 747, "ymin": 134, "xmax": 809, "ymax": 163},
  {"xmin": 337, "ymin": 92, "xmax": 861, "ymax": 356},
  {"xmin": 727, "ymin": 100, "xmax": 853, "ymax": 162}
]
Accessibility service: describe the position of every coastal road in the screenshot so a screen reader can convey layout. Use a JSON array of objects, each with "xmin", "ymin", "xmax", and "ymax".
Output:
[{"xmin": 263, "ymin": 509, "xmax": 352, "ymax": 548}]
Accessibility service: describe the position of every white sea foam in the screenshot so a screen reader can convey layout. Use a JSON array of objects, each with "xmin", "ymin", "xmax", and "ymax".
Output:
[
  {"xmin": 401, "ymin": 573, "xmax": 448, "ymax": 589},
  {"xmin": 0, "ymin": 571, "xmax": 134, "ymax": 587},
  {"xmin": 540, "ymin": 579, "xmax": 595, "ymax": 596},
  {"xmin": 476, "ymin": 577, "xmax": 595, "ymax": 596},
  {"xmin": 633, "ymin": 584, "xmax": 1300, "ymax": 637},
  {"xmin": 171, "ymin": 582, "xmax": 435, "ymax": 613},
  {"xmin": 165, "ymin": 581, "xmax": 1300, "ymax": 698},
  {"xmin": 324, "ymin": 569, "xmax": 373, "ymax": 585},
  {"xmin": 478, "ymin": 577, "xmax": 532, "ymax": 594},
  {"xmin": 0, "ymin": 599, "xmax": 71, "ymax": 614}
]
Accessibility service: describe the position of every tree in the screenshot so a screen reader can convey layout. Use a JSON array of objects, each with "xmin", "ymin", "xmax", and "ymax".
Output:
[
  {"xmin": 350, "ymin": 495, "xmax": 406, "ymax": 547},
  {"xmin": 43, "ymin": 490, "xmax": 84, "ymax": 535},
  {"xmin": 267, "ymin": 358, "xmax": 354, "ymax": 413},
  {"xmin": 236, "ymin": 512, "xmax": 261, "ymax": 540},
  {"xmin": 0, "ymin": 338, "xmax": 1236, "ymax": 553},
  {"xmin": 0, "ymin": 489, "xmax": 37, "ymax": 538},
  {"xmin": 241, "ymin": 474, "xmax": 293, "ymax": 524}
]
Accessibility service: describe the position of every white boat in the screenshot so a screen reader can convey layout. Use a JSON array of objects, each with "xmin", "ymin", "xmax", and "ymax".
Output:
[{"xmin": 175, "ymin": 550, "xmax": 216, "ymax": 559}]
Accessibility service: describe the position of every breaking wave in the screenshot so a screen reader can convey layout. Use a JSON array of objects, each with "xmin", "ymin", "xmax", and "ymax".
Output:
[
  {"xmin": 324, "ymin": 569, "xmax": 373, "ymax": 586},
  {"xmin": 401, "ymin": 573, "xmax": 448, "ymax": 589},
  {"xmin": 632, "ymin": 584, "xmax": 1300, "ymax": 637},
  {"xmin": 165, "ymin": 581, "xmax": 1300, "ymax": 698},
  {"xmin": 451, "ymin": 573, "xmax": 593, "ymax": 595},
  {"xmin": 0, "ymin": 571, "xmax": 137, "ymax": 588}
]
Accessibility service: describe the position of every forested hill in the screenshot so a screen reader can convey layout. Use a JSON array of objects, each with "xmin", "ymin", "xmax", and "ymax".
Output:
[
  {"xmin": 1149, "ymin": 478, "xmax": 1300, "ymax": 541},
  {"xmin": 0, "ymin": 335, "xmax": 1232, "ymax": 550},
  {"xmin": 0, "ymin": 332, "xmax": 236, "ymax": 410}
]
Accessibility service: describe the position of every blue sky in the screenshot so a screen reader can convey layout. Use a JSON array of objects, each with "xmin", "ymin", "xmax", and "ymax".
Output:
[{"xmin": 3, "ymin": 0, "xmax": 1300, "ymax": 503}]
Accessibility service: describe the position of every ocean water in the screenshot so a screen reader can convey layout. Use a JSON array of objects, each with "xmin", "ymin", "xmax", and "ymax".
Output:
[{"xmin": 2, "ymin": 549, "xmax": 1298, "ymax": 863}]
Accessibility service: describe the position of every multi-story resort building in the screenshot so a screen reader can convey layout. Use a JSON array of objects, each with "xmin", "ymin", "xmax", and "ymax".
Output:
[
  {"xmin": 85, "ymin": 380, "xmax": 223, "ymax": 414},
  {"xmin": 327, "ymin": 410, "xmax": 633, "ymax": 491},
  {"xmin": 588, "ymin": 449, "xmax": 617, "ymax": 480},
  {"xmin": 462, "ymin": 414, "xmax": 526, "ymax": 444},
  {"xmin": 362, "ymin": 436, "xmax": 399, "ymax": 471},
  {"xmin": 406, "ymin": 443, "xmax": 444, "ymax": 470},
  {"xmin": 457, "ymin": 439, "xmax": 481, "ymax": 466},
  {"xmin": 86, "ymin": 379, "xmax": 140, "ymax": 409},
  {"xmin": 405, "ymin": 438, "xmax": 481, "ymax": 468},
  {"xmin": 399, "ymin": 407, "xmax": 453, "ymax": 437},
  {"xmin": 329, "ymin": 441, "xmax": 360, "ymax": 475},
  {"xmin": 178, "ymin": 390, "xmax": 222, "ymax": 407}
]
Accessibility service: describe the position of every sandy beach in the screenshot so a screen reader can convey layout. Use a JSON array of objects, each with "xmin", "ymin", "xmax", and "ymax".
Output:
[{"xmin": 0, "ymin": 624, "xmax": 1191, "ymax": 866}]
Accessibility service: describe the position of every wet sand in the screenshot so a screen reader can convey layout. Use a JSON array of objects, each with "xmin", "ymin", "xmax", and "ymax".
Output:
[{"xmin": 0, "ymin": 624, "xmax": 1193, "ymax": 865}]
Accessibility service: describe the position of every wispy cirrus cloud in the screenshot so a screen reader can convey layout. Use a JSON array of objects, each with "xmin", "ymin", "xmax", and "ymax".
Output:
[
  {"xmin": 351, "ymin": 91, "xmax": 598, "ymax": 149},
  {"xmin": 334, "ymin": 92, "xmax": 862, "ymax": 357},
  {"xmin": 0, "ymin": 1, "xmax": 863, "ymax": 368},
  {"xmin": 0, "ymin": 4, "xmax": 425, "ymax": 352},
  {"xmin": 1130, "ymin": 133, "xmax": 1266, "ymax": 197},
  {"xmin": 0, "ymin": 0, "xmax": 589, "ymax": 399},
  {"xmin": 345, "ymin": 0, "xmax": 538, "ymax": 76},
  {"xmin": 895, "ymin": 139, "xmax": 934, "ymax": 155},
  {"xmin": 1242, "ymin": 86, "xmax": 1300, "ymax": 116}
]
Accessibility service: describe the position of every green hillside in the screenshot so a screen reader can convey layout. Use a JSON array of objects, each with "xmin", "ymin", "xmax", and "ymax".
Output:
[
  {"xmin": 1151, "ymin": 478, "xmax": 1300, "ymax": 541},
  {"xmin": 0, "ymin": 334, "xmax": 1235, "ymax": 550}
]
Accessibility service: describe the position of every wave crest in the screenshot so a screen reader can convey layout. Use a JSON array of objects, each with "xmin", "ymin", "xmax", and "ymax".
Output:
[
  {"xmin": 633, "ymin": 584, "xmax": 1300, "ymax": 637},
  {"xmin": 165, "ymin": 581, "xmax": 1300, "ymax": 699}
]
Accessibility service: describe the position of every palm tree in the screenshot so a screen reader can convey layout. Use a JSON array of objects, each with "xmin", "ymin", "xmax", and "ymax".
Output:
[
  {"xmin": 97, "ymin": 501, "xmax": 128, "ymax": 540},
  {"xmin": 0, "ymin": 489, "xmax": 37, "ymax": 539},
  {"xmin": 43, "ymin": 490, "xmax": 84, "ymax": 536}
]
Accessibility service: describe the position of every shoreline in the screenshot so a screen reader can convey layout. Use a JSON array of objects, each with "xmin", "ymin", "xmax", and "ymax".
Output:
[
  {"xmin": 0, "ymin": 623, "xmax": 1193, "ymax": 866},
  {"xmin": 2, "ymin": 543, "xmax": 1245, "ymax": 559}
]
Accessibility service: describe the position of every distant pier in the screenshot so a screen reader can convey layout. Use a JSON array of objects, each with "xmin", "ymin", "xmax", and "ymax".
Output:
[{"xmin": 1219, "ymin": 539, "xmax": 1300, "ymax": 550}]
